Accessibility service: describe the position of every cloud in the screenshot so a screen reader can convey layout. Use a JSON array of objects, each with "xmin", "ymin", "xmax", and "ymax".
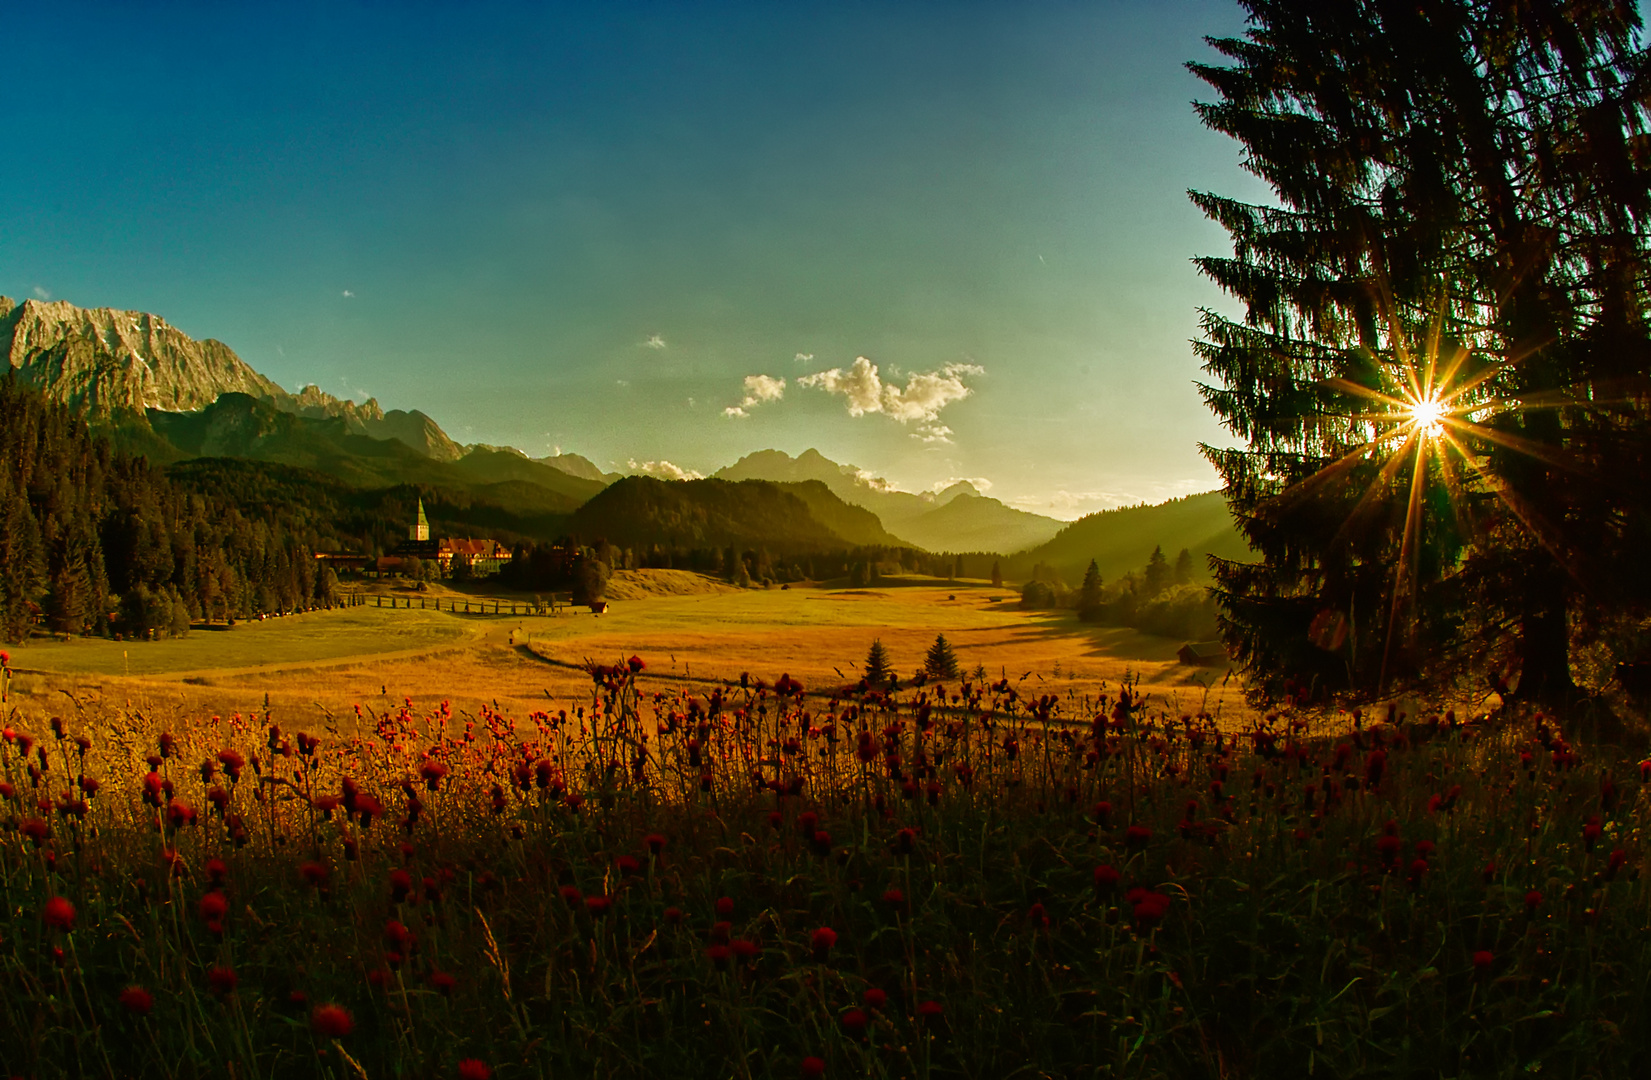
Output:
[
  {"xmin": 342, "ymin": 290, "xmax": 355, "ymax": 298},
  {"xmin": 628, "ymin": 459, "xmax": 704, "ymax": 481},
  {"xmin": 794, "ymin": 352, "xmax": 814, "ymax": 364},
  {"xmin": 643, "ymin": 334, "xmax": 667, "ymax": 350},
  {"xmin": 31, "ymin": 285, "xmax": 50, "ymax": 300},
  {"xmin": 723, "ymin": 373, "xmax": 786, "ymax": 418},
  {"xmin": 798, "ymin": 356, "xmax": 984, "ymax": 442}
]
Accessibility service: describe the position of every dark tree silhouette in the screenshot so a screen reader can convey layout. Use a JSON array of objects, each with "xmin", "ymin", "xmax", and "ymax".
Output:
[
  {"xmin": 863, "ymin": 639, "xmax": 895, "ymax": 688},
  {"xmin": 1190, "ymin": 0, "xmax": 1651, "ymax": 705},
  {"xmin": 924, "ymin": 634, "xmax": 960, "ymax": 680},
  {"xmin": 1077, "ymin": 559, "xmax": 1104, "ymax": 622}
]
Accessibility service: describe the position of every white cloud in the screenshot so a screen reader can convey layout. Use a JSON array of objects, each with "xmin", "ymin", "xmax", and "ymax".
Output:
[
  {"xmin": 797, "ymin": 356, "xmax": 984, "ymax": 442},
  {"xmin": 628, "ymin": 459, "xmax": 704, "ymax": 481},
  {"xmin": 794, "ymin": 352, "xmax": 814, "ymax": 364},
  {"xmin": 723, "ymin": 373, "xmax": 786, "ymax": 418},
  {"xmin": 643, "ymin": 334, "xmax": 667, "ymax": 350},
  {"xmin": 31, "ymin": 285, "xmax": 50, "ymax": 300},
  {"xmin": 342, "ymin": 290, "xmax": 355, "ymax": 298}
]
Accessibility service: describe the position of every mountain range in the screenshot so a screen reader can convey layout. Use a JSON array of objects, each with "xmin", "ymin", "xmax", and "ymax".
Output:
[
  {"xmin": 713, "ymin": 448, "xmax": 1064, "ymax": 553},
  {"xmin": 3, "ymin": 294, "xmax": 1242, "ymax": 564}
]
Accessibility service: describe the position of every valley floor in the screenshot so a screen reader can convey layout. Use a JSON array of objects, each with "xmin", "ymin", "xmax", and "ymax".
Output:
[{"xmin": 3, "ymin": 572, "xmax": 1247, "ymax": 733}]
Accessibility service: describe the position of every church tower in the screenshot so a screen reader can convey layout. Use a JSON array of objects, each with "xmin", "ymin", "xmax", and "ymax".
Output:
[{"xmin": 412, "ymin": 497, "xmax": 430, "ymax": 542}]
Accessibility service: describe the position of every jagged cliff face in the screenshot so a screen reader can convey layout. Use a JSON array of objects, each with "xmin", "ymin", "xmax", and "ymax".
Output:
[
  {"xmin": 2, "ymin": 296, "xmax": 285, "ymax": 413},
  {"xmin": 1, "ymin": 295, "xmax": 465, "ymax": 462}
]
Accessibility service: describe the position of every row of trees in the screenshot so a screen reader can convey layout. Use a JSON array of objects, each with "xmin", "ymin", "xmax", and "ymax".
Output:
[
  {"xmin": 1017, "ymin": 544, "xmax": 1214, "ymax": 639},
  {"xmin": 0, "ymin": 377, "xmax": 338, "ymax": 642}
]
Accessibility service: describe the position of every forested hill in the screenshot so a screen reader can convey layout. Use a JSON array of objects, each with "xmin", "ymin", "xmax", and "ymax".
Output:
[
  {"xmin": 567, "ymin": 476, "xmax": 896, "ymax": 552},
  {"xmin": 0, "ymin": 376, "xmax": 336, "ymax": 642},
  {"xmin": 141, "ymin": 393, "xmax": 604, "ymax": 508},
  {"xmin": 1006, "ymin": 491, "xmax": 1248, "ymax": 584}
]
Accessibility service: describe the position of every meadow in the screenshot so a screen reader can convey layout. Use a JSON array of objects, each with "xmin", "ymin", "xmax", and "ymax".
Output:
[{"xmin": 1, "ymin": 576, "xmax": 1643, "ymax": 1078}]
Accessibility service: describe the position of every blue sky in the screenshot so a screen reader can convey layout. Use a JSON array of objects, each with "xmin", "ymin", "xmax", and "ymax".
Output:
[{"xmin": 1, "ymin": 0, "xmax": 1262, "ymax": 517}]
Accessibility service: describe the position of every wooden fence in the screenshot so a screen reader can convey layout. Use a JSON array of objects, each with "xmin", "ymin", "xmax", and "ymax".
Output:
[{"xmin": 343, "ymin": 592, "xmax": 574, "ymax": 616}]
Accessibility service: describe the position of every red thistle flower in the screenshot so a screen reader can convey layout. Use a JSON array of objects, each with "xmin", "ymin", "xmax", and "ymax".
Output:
[
  {"xmin": 616, "ymin": 854, "xmax": 641, "ymax": 876},
  {"xmin": 585, "ymin": 894, "xmax": 613, "ymax": 917},
  {"xmin": 42, "ymin": 895, "xmax": 75, "ymax": 931},
  {"xmin": 706, "ymin": 943, "xmax": 731, "ymax": 968},
  {"xmin": 715, "ymin": 895, "xmax": 735, "ymax": 918},
  {"xmin": 731, "ymin": 938, "xmax": 761, "ymax": 961},
  {"xmin": 863, "ymin": 988, "xmax": 887, "ymax": 1011},
  {"xmin": 916, "ymin": 1000, "xmax": 944, "ymax": 1023},
  {"xmin": 1414, "ymin": 840, "xmax": 1436, "ymax": 858},
  {"xmin": 559, "ymin": 885, "xmax": 582, "ymax": 906},
  {"xmin": 1525, "ymin": 889, "xmax": 1543, "ymax": 914},
  {"xmin": 119, "ymin": 985, "xmax": 154, "ymax": 1016},
  {"xmin": 311, "ymin": 1003, "xmax": 354, "ymax": 1037},
  {"xmin": 458, "ymin": 1061, "xmax": 493, "ymax": 1080},
  {"xmin": 1608, "ymin": 848, "xmax": 1628, "ymax": 878},
  {"xmin": 810, "ymin": 926, "xmax": 838, "ymax": 956},
  {"xmin": 801, "ymin": 1057, "xmax": 826, "ymax": 1078},
  {"xmin": 1128, "ymin": 888, "xmax": 1170, "ymax": 928},
  {"xmin": 390, "ymin": 868, "xmax": 413, "ymax": 902},
  {"xmin": 882, "ymin": 887, "xmax": 905, "ymax": 905},
  {"xmin": 419, "ymin": 760, "xmax": 448, "ymax": 791},
  {"xmin": 20, "ymin": 817, "xmax": 49, "ymax": 846},
  {"xmin": 1472, "ymin": 950, "xmax": 1494, "ymax": 977},
  {"xmin": 199, "ymin": 891, "xmax": 229, "ymax": 924},
  {"xmin": 627, "ymin": 654, "xmax": 646, "ymax": 673},
  {"xmin": 1094, "ymin": 864, "xmax": 1120, "ymax": 892},
  {"xmin": 1124, "ymin": 825, "xmax": 1151, "ymax": 850},
  {"xmin": 300, "ymin": 861, "xmax": 329, "ymax": 887},
  {"xmin": 208, "ymin": 966, "xmax": 238, "ymax": 995},
  {"xmin": 430, "ymin": 970, "xmax": 457, "ymax": 996},
  {"xmin": 645, "ymin": 833, "xmax": 667, "ymax": 856},
  {"xmin": 664, "ymin": 906, "xmax": 684, "ymax": 925},
  {"xmin": 840, "ymin": 1008, "xmax": 868, "ymax": 1037}
]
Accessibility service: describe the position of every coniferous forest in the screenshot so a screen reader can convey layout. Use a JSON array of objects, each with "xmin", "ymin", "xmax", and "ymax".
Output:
[{"xmin": 0, "ymin": 375, "xmax": 332, "ymax": 641}]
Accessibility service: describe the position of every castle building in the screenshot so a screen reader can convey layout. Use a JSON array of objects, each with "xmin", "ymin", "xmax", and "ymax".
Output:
[{"xmin": 377, "ymin": 497, "xmax": 511, "ymax": 577}]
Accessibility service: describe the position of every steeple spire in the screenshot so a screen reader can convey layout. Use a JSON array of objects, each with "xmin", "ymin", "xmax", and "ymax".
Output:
[{"xmin": 412, "ymin": 497, "xmax": 430, "ymax": 542}]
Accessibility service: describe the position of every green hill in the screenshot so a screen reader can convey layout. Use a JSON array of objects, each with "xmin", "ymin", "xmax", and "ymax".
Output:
[
  {"xmin": 567, "ymin": 476, "xmax": 892, "ymax": 553},
  {"xmin": 1006, "ymin": 491, "xmax": 1248, "ymax": 585},
  {"xmin": 141, "ymin": 393, "xmax": 604, "ymax": 510}
]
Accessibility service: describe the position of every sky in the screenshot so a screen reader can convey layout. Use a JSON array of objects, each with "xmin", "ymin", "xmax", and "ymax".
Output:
[{"xmin": 0, "ymin": 0, "xmax": 1266, "ymax": 519}]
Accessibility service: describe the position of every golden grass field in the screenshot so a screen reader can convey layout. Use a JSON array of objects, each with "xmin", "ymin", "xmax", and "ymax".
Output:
[{"xmin": 2, "ymin": 570, "xmax": 1247, "ymax": 731}]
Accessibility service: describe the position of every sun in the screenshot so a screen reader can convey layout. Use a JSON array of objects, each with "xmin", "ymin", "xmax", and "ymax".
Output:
[{"xmin": 1407, "ymin": 393, "xmax": 1446, "ymax": 437}]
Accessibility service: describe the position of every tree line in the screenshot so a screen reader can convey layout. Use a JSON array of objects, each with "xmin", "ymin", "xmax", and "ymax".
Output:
[{"xmin": 1019, "ymin": 544, "xmax": 1218, "ymax": 641}]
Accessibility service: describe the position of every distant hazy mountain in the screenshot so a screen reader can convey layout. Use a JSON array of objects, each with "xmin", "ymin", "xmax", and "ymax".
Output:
[
  {"xmin": 1007, "ymin": 491, "xmax": 1248, "ymax": 585},
  {"xmin": 895, "ymin": 493, "xmax": 1064, "ymax": 555},
  {"xmin": 568, "ymin": 476, "xmax": 897, "ymax": 553},
  {"xmin": 535, "ymin": 452, "xmax": 624, "ymax": 484},
  {"xmin": 713, "ymin": 448, "xmax": 1061, "ymax": 553}
]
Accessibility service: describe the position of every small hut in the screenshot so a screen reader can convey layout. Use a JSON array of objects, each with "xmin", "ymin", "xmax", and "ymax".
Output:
[{"xmin": 1177, "ymin": 640, "xmax": 1228, "ymax": 667}]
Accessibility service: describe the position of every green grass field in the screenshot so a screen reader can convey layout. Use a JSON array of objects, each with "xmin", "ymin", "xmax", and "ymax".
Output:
[{"xmin": 4, "ymin": 606, "xmax": 476, "ymax": 677}]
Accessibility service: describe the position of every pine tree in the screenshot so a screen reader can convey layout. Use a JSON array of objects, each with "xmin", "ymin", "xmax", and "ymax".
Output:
[
  {"xmin": 924, "ymin": 634, "xmax": 959, "ymax": 680},
  {"xmin": 1173, "ymin": 548, "xmax": 1194, "ymax": 587},
  {"xmin": 1190, "ymin": 0, "xmax": 1651, "ymax": 704},
  {"xmin": 1143, "ymin": 546, "xmax": 1169, "ymax": 598},
  {"xmin": 863, "ymin": 639, "xmax": 894, "ymax": 687},
  {"xmin": 1077, "ymin": 559, "xmax": 1104, "ymax": 621},
  {"xmin": 990, "ymin": 560, "xmax": 1003, "ymax": 589}
]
